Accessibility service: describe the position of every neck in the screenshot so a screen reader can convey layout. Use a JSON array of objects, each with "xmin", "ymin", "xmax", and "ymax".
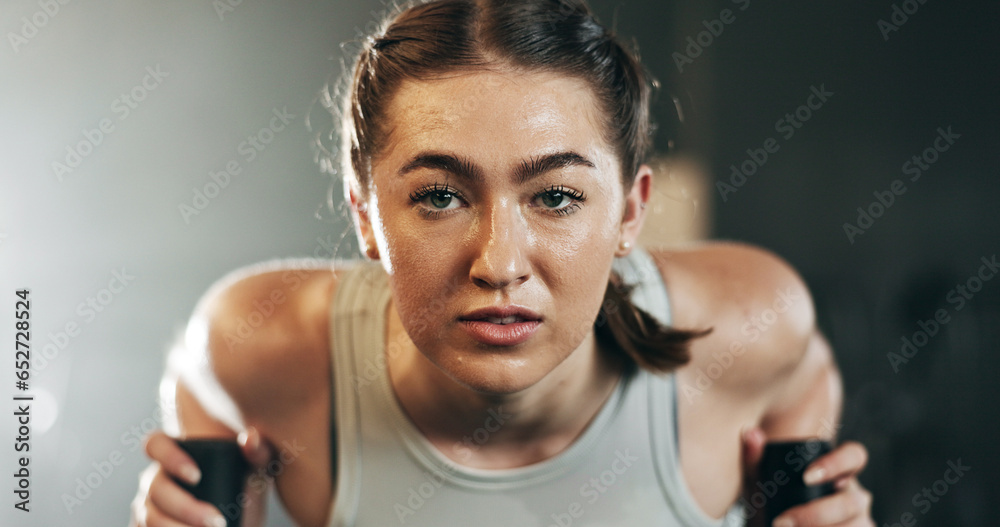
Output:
[{"xmin": 385, "ymin": 299, "xmax": 624, "ymax": 469}]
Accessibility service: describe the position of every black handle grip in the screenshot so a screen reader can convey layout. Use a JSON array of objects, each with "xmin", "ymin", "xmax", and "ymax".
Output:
[
  {"xmin": 175, "ymin": 438, "xmax": 251, "ymax": 527},
  {"xmin": 758, "ymin": 439, "xmax": 837, "ymax": 524}
]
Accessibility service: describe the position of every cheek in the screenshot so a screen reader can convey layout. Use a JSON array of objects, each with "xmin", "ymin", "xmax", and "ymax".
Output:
[
  {"xmin": 545, "ymin": 245, "xmax": 616, "ymax": 344},
  {"xmin": 537, "ymin": 193, "xmax": 622, "ymax": 285},
  {"xmin": 533, "ymin": 223, "xmax": 620, "ymax": 347},
  {"xmin": 375, "ymin": 213, "xmax": 464, "ymax": 341}
]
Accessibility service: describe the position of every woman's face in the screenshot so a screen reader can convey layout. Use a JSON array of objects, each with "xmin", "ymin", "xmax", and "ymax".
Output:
[{"xmin": 353, "ymin": 69, "xmax": 648, "ymax": 394}]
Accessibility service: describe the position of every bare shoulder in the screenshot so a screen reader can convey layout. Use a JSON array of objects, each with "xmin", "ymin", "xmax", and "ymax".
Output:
[
  {"xmin": 181, "ymin": 259, "xmax": 345, "ymax": 428},
  {"xmin": 647, "ymin": 241, "xmax": 816, "ymax": 396},
  {"xmin": 173, "ymin": 259, "xmax": 353, "ymax": 526},
  {"xmin": 646, "ymin": 243, "xmax": 833, "ymax": 520}
]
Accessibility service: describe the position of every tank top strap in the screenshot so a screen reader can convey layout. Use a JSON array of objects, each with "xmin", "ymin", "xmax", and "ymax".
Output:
[
  {"xmin": 611, "ymin": 245, "xmax": 672, "ymax": 326},
  {"xmin": 327, "ymin": 260, "xmax": 391, "ymax": 527},
  {"xmin": 619, "ymin": 248, "xmax": 735, "ymax": 525},
  {"xmin": 612, "ymin": 246, "xmax": 681, "ymax": 447},
  {"xmin": 623, "ymin": 245, "xmax": 747, "ymax": 526}
]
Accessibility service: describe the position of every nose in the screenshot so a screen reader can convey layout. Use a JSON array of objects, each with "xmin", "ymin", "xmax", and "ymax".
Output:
[{"xmin": 469, "ymin": 199, "xmax": 531, "ymax": 290}]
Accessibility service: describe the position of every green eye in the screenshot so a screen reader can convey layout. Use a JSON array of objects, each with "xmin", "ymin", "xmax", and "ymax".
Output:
[
  {"xmin": 535, "ymin": 185, "xmax": 586, "ymax": 216},
  {"xmin": 429, "ymin": 191, "xmax": 454, "ymax": 209},
  {"xmin": 409, "ymin": 184, "xmax": 463, "ymax": 218},
  {"xmin": 540, "ymin": 191, "xmax": 567, "ymax": 209}
]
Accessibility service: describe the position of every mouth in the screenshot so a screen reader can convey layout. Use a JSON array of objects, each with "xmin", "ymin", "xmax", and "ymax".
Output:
[
  {"xmin": 458, "ymin": 306, "xmax": 543, "ymax": 346},
  {"xmin": 459, "ymin": 305, "xmax": 543, "ymax": 323},
  {"xmin": 477, "ymin": 316, "xmax": 530, "ymax": 325}
]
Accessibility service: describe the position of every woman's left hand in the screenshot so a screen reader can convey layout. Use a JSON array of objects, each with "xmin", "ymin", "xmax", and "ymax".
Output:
[{"xmin": 741, "ymin": 427, "xmax": 874, "ymax": 527}]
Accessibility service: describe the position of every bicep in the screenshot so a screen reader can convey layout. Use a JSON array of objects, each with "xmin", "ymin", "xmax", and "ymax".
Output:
[{"xmin": 759, "ymin": 330, "xmax": 843, "ymax": 440}]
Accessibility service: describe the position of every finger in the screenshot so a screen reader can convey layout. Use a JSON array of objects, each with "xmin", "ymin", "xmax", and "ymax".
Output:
[
  {"xmin": 237, "ymin": 426, "xmax": 274, "ymax": 469},
  {"xmin": 131, "ymin": 466, "xmax": 199, "ymax": 527},
  {"xmin": 773, "ymin": 479, "xmax": 872, "ymax": 527},
  {"xmin": 240, "ymin": 472, "xmax": 271, "ymax": 527},
  {"xmin": 741, "ymin": 425, "xmax": 767, "ymax": 484},
  {"xmin": 148, "ymin": 469, "xmax": 228, "ymax": 527},
  {"xmin": 144, "ymin": 504, "xmax": 201, "ymax": 527},
  {"xmin": 803, "ymin": 441, "xmax": 868, "ymax": 485},
  {"xmin": 144, "ymin": 431, "xmax": 201, "ymax": 486}
]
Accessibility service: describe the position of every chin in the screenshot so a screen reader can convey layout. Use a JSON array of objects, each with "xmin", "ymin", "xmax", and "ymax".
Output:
[{"xmin": 433, "ymin": 351, "xmax": 556, "ymax": 396}]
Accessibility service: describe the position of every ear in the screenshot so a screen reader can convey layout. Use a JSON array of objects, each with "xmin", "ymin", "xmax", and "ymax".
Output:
[
  {"xmin": 617, "ymin": 164, "xmax": 653, "ymax": 256},
  {"xmin": 347, "ymin": 183, "xmax": 379, "ymax": 260}
]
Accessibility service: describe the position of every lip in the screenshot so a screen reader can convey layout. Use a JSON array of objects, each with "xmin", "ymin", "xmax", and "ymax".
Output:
[
  {"xmin": 459, "ymin": 306, "xmax": 543, "ymax": 322},
  {"xmin": 458, "ymin": 306, "xmax": 543, "ymax": 346}
]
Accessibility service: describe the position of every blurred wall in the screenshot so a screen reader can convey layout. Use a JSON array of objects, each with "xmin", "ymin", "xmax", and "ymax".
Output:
[{"xmin": 1, "ymin": 1, "xmax": 996, "ymax": 526}]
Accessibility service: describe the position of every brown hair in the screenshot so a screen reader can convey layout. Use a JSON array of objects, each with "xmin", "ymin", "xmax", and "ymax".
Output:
[{"xmin": 319, "ymin": 0, "xmax": 708, "ymax": 372}]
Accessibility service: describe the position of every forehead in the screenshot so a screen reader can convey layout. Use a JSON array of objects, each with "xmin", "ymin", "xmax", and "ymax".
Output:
[{"xmin": 377, "ymin": 69, "xmax": 614, "ymax": 170}]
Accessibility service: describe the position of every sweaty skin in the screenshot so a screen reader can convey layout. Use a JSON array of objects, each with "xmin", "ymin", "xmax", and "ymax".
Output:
[
  {"xmin": 137, "ymin": 68, "xmax": 868, "ymax": 527},
  {"xmin": 354, "ymin": 70, "xmax": 638, "ymax": 467}
]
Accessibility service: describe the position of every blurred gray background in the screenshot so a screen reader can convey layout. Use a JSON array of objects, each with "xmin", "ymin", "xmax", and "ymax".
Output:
[{"xmin": 1, "ymin": 0, "xmax": 996, "ymax": 525}]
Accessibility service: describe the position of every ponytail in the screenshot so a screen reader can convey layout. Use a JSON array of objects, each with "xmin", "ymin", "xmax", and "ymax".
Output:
[{"xmin": 594, "ymin": 272, "xmax": 711, "ymax": 373}]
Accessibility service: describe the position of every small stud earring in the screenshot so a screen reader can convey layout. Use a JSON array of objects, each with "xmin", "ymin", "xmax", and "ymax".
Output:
[{"xmin": 619, "ymin": 240, "xmax": 631, "ymax": 252}]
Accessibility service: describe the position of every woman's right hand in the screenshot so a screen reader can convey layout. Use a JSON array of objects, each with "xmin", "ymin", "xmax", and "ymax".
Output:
[
  {"xmin": 129, "ymin": 430, "xmax": 227, "ymax": 527},
  {"xmin": 129, "ymin": 429, "xmax": 273, "ymax": 527}
]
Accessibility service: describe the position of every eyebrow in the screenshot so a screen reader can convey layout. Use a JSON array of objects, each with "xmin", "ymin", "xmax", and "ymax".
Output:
[{"xmin": 398, "ymin": 151, "xmax": 595, "ymax": 184}]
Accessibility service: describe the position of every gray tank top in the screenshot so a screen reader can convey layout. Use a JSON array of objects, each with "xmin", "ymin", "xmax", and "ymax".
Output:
[{"xmin": 326, "ymin": 248, "xmax": 747, "ymax": 526}]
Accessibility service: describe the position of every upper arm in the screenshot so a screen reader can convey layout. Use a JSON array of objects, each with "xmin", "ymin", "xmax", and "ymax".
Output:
[
  {"xmin": 165, "ymin": 261, "xmax": 339, "ymax": 526},
  {"xmin": 200, "ymin": 265, "xmax": 334, "ymax": 428},
  {"xmin": 168, "ymin": 262, "xmax": 335, "ymax": 434},
  {"xmin": 650, "ymin": 242, "xmax": 831, "ymax": 411},
  {"xmin": 648, "ymin": 242, "xmax": 843, "ymax": 515},
  {"xmin": 759, "ymin": 330, "xmax": 843, "ymax": 440},
  {"xmin": 172, "ymin": 264, "xmax": 337, "ymax": 525}
]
